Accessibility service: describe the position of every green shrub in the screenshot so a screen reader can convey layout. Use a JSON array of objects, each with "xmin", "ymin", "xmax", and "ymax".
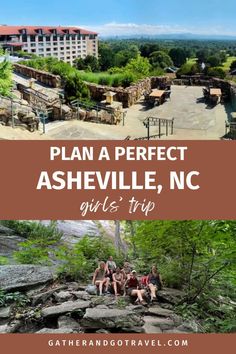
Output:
[
  {"xmin": 0, "ymin": 289, "xmax": 29, "ymax": 307},
  {"xmin": 207, "ymin": 67, "xmax": 226, "ymax": 79},
  {"xmin": 56, "ymin": 236, "xmax": 124, "ymax": 281},
  {"xmin": 121, "ymin": 72, "xmax": 136, "ymax": 87},
  {"xmin": 0, "ymin": 221, "xmax": 62, "ymax": 243},
  {"xmin": 0, "ymin": 256, "xmax": 8, "ymax": 265},
  {"xmin": 13, "ymin": 239, "xmax": 53, "ymax": 265},
  {"xmin": 98, "ymin": 75, "xmax": 112, "ymax": 86}
]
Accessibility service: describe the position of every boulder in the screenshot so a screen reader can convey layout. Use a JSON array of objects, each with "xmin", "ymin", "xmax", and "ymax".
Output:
[
  {"xmin": 96, "ymin": 329, "xmax": 110, "ymax": 334},
  {"xmin": 36, "ymin": 328, "xmax": 74, "ymax": 334},
  {"xmin": 54, "ymin": 291, "xmax": 72, "ymax": 302},
  {"xmin": 41, "ymin": 300, "xmax": 91, "ymax": 318},
  {"xmin": 0, "ymin": 307, "xmax": 11, "ymax": 319},
  {"xmin": 58, "ymin": 316, "xmax": 80, "ymax": 331},
  {"xmin": 0, "ymin": 225, "xmax": 14, "ymax": 235},
  {"xmin": 177, "ymin": 320, "xmax": 201, "ymax": 333},
  {"xmin": 72, "ymin": 291, "xmax": 91, "ymax": 301},
  {"xmin": 0, "ymin": 324, "xmax": 8, "ymax": 333},
  {"xmin": 0, "ymin": 265, "xmax": 55, "ymax": 291},
  {"xmin": 146, "ymin": 306, "xmax": 174, "ymax": 317},
  {"xmin": 0, "ymin": 320, "xmax": 22, "ymax": 333},
  {"xmin": 81, "ymin": 308, "xmax": 144, "ymax": 329},
  {"xmin": 31, "ymin": 285, "xmax": 67, "ymax": 306},
  {"xmin": 157, "ymin": 288, "xmax": 185, "ymax": 305},
  {"xmin": 143, "ymin": 316, "xmax": 175, "ymax": 332},
  {"xmin": 0, "ymin": 235, "xmax": 25, "ymax": 258}
]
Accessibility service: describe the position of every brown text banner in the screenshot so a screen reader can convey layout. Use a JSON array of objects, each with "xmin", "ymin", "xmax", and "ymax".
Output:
[
  {"xmin": 0, "ymin": 140, "xmax": 235, "ymax": 220},
  {"xmin": 0, "ymin": 333, "xmax": 235, "ymax": 354}
]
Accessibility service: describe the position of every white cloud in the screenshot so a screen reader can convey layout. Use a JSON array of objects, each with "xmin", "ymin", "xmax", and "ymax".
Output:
[{"xmin": 80, "ymin": 22, "xmax": 236, "ymax": 37}]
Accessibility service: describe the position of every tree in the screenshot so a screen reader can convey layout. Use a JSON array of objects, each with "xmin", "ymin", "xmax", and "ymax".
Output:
[
  {"xmin": 0, "ymin": 59, "xmax": 13, "ymax": 96},
  {"xmin": 149, "ymin": 51, "xmax": 173, "ymax": 69},
  {"xmin": 207, "ymin": 55, "xmax": 221, "ymax": 67},
  {"xmin": 125, "ymin": 54, "xmax": 151, "ymax": 77},
  {"xmin": 140, "ymin": 43, "xmax": 160, "ymax": 58},
  {"xmin": 230, "ymin": 60, "xmax": 236, "ymax": 71},
  {"xmin": 207, "ymin": 67, "xmax": 226, "ymax": 79},
  {"xmin": 64, "ymin": 72, "xmax": 90, "ymax": 102},
  {"xmin": 98, "ymin": 42, "xmax": 115, "ymax": 71},
  {"xmin": 169, "ymin": 48, "xmax": 188, "ymax": 67},
  {"xmin": 131, "ymin": 220, "xmax": 236, "ymax": 303}
]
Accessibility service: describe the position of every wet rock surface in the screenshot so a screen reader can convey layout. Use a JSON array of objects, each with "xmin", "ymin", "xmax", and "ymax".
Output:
[{"xmin": 0, "ymin": 265, "xmax": 55, "ymax": 291}]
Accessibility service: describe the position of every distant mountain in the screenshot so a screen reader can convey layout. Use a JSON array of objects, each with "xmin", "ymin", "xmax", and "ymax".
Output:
[{"xmin": 100, "ymin": 33, "xmax": 236, "ymax": 41}]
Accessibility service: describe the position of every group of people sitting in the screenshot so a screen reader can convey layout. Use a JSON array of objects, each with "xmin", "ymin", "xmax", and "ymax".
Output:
[{"xmin": 92, "ymin": 256, "xmax": 163, "ymax": 305}]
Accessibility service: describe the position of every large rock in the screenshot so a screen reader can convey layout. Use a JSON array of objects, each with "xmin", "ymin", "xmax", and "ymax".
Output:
[
  {"xmin": 0, "ymin": 235, "xmax": 25, "ymax": 258},
  {"xmin": 157, "ymin": 288, "xmax": 185, "ymax": 304},
  {"xmin": 0, "ymin": 265, "xmax": 55, "ymax": 291},
  {"xmin": 143, "ymin": 316, "xmax": 175, "ymax": 332},
  {"xmin": 0, "ymin": 307, "xmax": 11, "ymax": 319},
  {"xmin": 41, "ymin": 300, "xmax": 91, "ymax": 318},
  {"xmin": 31, "ymin": 285, "xmax": 67, "ymax": 306},
  {"xmin": 0, "ymin": 225, "xmax": 15, "ymax": 235},
  {"xmin": 81, "ymin": 308, "xmax": 144, "ymax": 329},
  {"xmin": 58, "ymin": 316, "xmax": 80, "ymax": 331},
  {"xmin": 36, "ymin": 328, "xmax": 74, "ymax": 334},
  {"xmin": 147, "ymin": 306, "xmax": 174, "ymax": 317}
]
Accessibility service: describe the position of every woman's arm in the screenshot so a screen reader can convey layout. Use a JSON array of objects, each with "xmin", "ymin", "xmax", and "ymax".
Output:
[{"xmin": 92, "ymin": 269, "xmax": 98, "ymax": 285}]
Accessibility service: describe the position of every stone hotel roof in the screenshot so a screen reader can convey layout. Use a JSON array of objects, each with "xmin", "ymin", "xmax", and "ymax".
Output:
[{"xmin": 0, "ymin": 25, "xmax": 98, "ymax": 35}]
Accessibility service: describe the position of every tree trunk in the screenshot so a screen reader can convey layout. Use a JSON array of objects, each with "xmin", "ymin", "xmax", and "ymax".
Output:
[{"xmin": 114, "ymin": 220, "xmax": 125, "ymax": 255}]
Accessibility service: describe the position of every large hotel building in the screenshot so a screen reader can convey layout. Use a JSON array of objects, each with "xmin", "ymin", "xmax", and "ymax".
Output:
[{"xmin": 0, "ymin": 25, "xmax": 98, "ymax": 65}]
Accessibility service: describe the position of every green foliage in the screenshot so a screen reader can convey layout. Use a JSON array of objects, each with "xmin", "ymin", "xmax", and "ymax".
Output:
[
  {"xmin": 0, "ymin": 289, "xmax": 29, "ymax": 307},
  {"xmin": 169, "ymin": 48, "xmax": 188, "ymax": 67},
  {"xmin": 230, "ymin": 60, "xmax": 236, "ymax": 71},
  {"xmin": 56, "ymin": 235, "xmax": 123, "ymax": 281},
  {"xmin": 74, "ymin": 55, "xmax": 100, "ymax": 72},
  {"xmin": 177, "ymin": 62, "xmax": 199, "ymax": 77},
  {"xmin": 0, "ymin": 220, "xmax": 62, "ymax": 243},
  {"xmin": 0, "ymin": 256, "xmax": 9, "ymax": 265},
  {"xmin": 0, "ymin": 59, "xmax": 13, "ymax": 96},
  {"xmin": 13, "ymin": 239, "xmax": 53, "ymax": 265},
  {"xmin": 0, "ymin": 221, "xmax": 62, "ymax": 265},
  {"xmin": 130, "ymin": 221, "xmax": 235, "ymax": 297},
  {"xmin": 125, "ymin": 54, "xmax": 151, "ymax": 77},
  {"xmin": 64, "ymin": 72, "xmax": 90, "ymax": 102},
  {"xmin": 207, "ymin": 67, "xmax": 226, "ymax": 79},
  {"xmin": 149, "ymin": 50, "xmax": 173, "ymax": 69}
]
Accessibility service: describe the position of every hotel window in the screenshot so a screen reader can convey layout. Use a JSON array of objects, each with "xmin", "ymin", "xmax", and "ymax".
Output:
[
  {"xmin": 46, "ymin": 36, "xmax": 51, "ymax": 42},
  {"xmin": 38, "ymin": 36, "xmax": 44, "ymax": 42}
]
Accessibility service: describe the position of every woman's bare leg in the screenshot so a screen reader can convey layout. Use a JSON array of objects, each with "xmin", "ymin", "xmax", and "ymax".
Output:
[
  {"xmin": 113, "ymin": 282, "xmax": 118, "ymax": 296},
  {"xmin": 148, "ymin": 284, "xmax": 157, "ymax": 300}
]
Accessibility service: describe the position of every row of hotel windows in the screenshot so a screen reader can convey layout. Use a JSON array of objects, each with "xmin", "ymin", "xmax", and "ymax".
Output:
[
  {"xmin": 24, "ymin": 44, "xmax": 88, "ymax": 49},
  {"xmin": 37, "ymin": 53, "xmax": 87, "ymax": 61},
  {"xmin": 21, "ymin": 34, "xmax": 96, "ymax": 42}
]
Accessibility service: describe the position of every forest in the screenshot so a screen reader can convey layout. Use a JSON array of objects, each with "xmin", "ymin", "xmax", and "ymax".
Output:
[{"xmin": 0, "ymin": 220, "xmax": 235, "ymax": 333}]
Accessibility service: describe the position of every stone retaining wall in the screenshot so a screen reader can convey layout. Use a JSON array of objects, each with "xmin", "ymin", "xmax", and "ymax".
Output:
[
  {"xmin": 14, "ymin": 64, "xmax": 61, "ymax": 88},
  {"xmin": 86, "ymin": 76, "xmax": 168, "ymax": 108}
]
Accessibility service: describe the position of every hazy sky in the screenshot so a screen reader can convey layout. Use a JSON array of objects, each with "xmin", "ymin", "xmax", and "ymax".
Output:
[{"xmin": 1, "ymin": 0, "xmax": 236, "ymax": 36}]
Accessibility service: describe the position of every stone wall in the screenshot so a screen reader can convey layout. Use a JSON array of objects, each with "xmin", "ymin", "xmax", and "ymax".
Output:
[
  {"xmin": 14, "ymin": 64, "xmax": 61, "ymax": 88},
  {"xmin": 86, "ymin": 76, "xmax": 168, "ymax": 108}
]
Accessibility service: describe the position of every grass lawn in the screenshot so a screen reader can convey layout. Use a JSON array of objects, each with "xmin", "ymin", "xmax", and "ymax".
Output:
[
  {"xmin": 222, "ymin": 56, "xmax": 236, "ymax": 72},
  {"xmin": 186, "ymin": 58, "xmax": 197, "ymax": 65}
]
